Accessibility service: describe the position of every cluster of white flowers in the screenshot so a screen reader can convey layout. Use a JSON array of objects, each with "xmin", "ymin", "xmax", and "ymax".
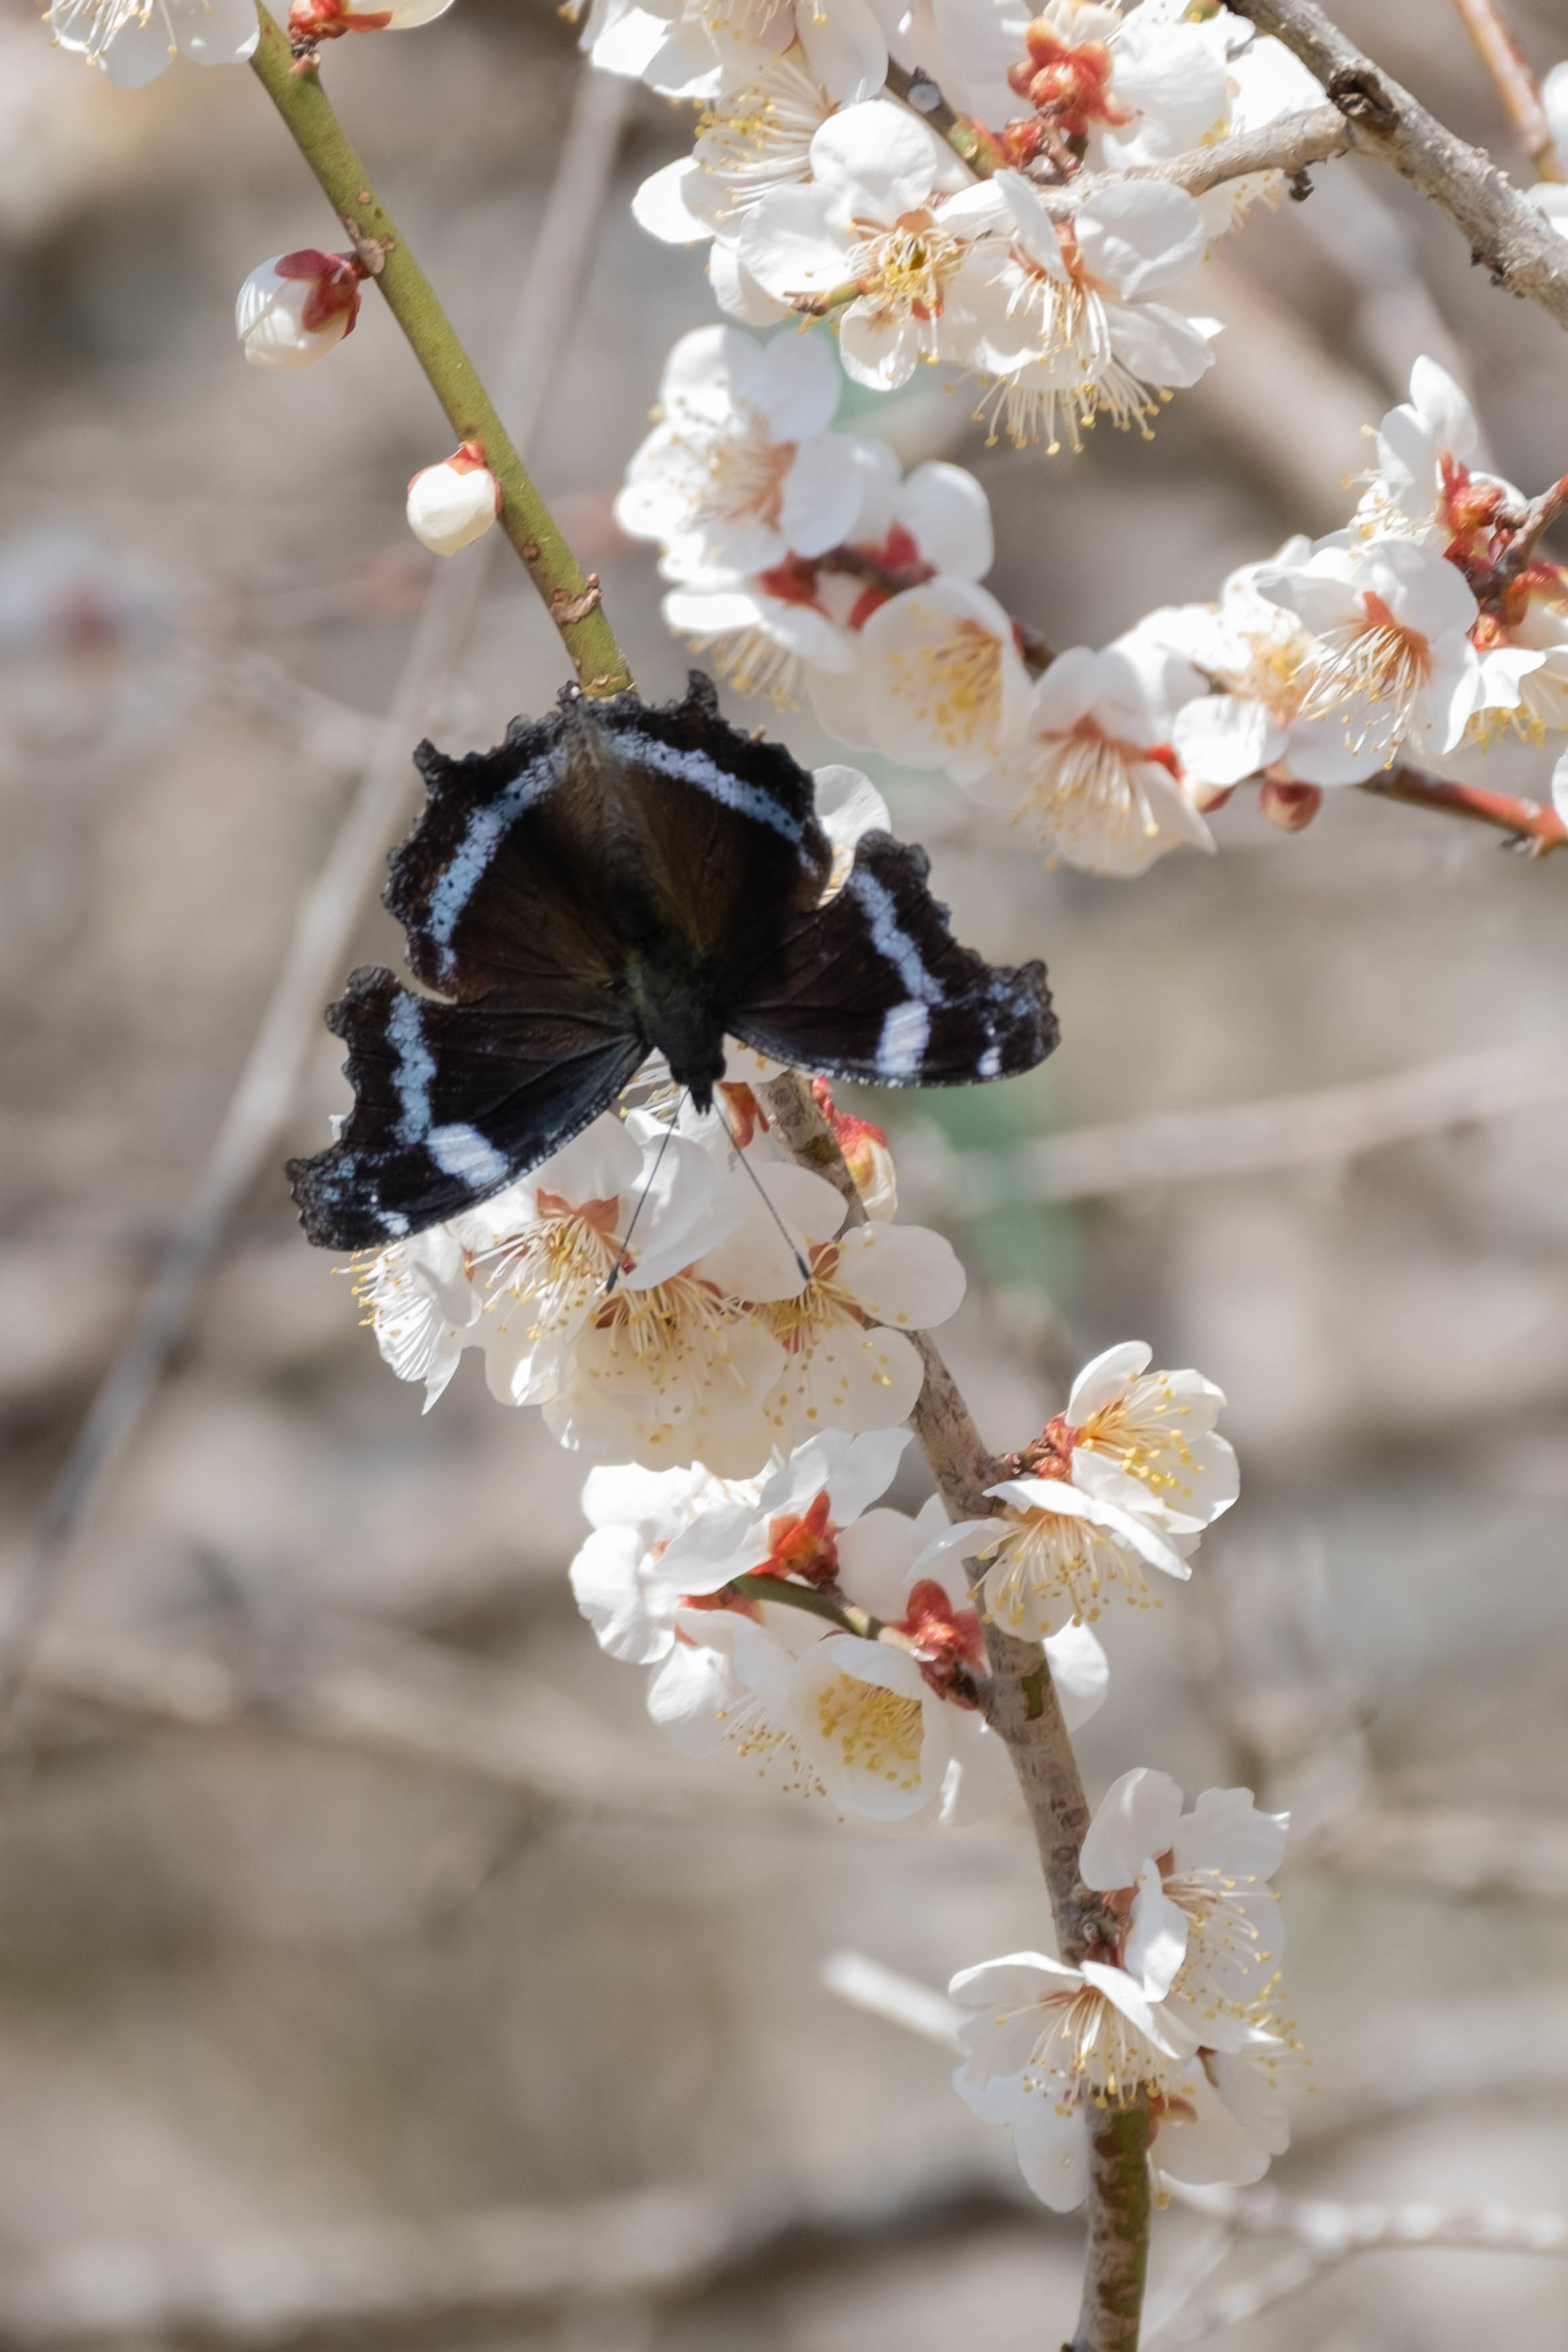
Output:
[
  {"xmin": 951, "ymin": 1766, "xmax": 1295, "ymax": 2206},
  {"xmin": 618, "ymin": 322, "xmax": 1219, "ymax": 872},
  {"xmin": 623, "ymin": 332, "xmax": 1568, "ymax": 869},
  {"xmin": 601, "ymin": 0, "xmax": 1319, "ymax": 429},
  {"xmin": 349, "ymin": 1019, "xmax": 1282, "ymax": 2195},
  {"xmin": 1139, "ymin": 355, "xmax": 1568, "ymax": 823}
]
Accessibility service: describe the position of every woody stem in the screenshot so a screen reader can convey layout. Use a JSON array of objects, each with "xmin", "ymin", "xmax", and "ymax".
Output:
[
  {"xmin": 754, "ymin": 1070, "xmax": 1144, "ymax": 2351},
  {"xmin": 248, "ymin": 5, "xmax": 632, "ymax": 696}
]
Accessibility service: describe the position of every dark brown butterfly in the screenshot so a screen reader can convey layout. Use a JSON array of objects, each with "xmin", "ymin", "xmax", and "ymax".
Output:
[{"xmin": 288, "ymin": 674, "xmax": 1057, "ymax": 1250}]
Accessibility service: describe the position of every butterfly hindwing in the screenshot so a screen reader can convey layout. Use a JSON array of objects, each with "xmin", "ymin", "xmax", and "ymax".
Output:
[
  {"xmin": 728, "ymin": 830, "xmax": 1057, "ymax": 1086},
  {"xmin": 287, "ymin": 965, "xmax": 644, "ymax": 1250}
]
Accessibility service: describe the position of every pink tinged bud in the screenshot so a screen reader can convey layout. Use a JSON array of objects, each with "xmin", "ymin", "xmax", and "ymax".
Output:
[
  {"xmin": 236, "ymin": 251, "xmax": 361, "ymax": 373},
  {"xmin": 406, "ymin": 443, "xmax": 503, "ymax": 556},
  {"xmin": 1259, "ymin": 778, "xmax": 1323, "ymax": 832},
  {"xmin": 288, "ymin": 0, "xmax": 452, "ymax": 38}
]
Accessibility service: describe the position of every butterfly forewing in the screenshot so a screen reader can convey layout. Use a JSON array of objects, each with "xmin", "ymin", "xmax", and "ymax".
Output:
[{"xmin": 288, "ymin": 966, "xmax": 644, "ymax": 1249}]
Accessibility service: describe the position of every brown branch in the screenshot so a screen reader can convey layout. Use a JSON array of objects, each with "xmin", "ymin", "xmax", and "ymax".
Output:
[
  {"xmin": 1045, "ymin": 105, "xmax": 1352, "ymax": 214},
  {"xmin": 1226, "ymin": 0, "xmax": 1568, "ymax": 329},
  {"xmin": 1450, "ymin": 0, "xmax": 1565, "ymax": 182},
  {"xmin": 1480, "ymin": 470, "xmax": 1568, "ymax": 595},
  {"xmin": 1359, "ymin": 758, "xmax": 1568, "ymax": 852},
  {"xmin": 753, "ymin": 1070, "xmax": 1133, "ymax": 2338},
  {"xmin": 1074, "ymin": 2107, "xmax": 1153, "ymax": 2352}
]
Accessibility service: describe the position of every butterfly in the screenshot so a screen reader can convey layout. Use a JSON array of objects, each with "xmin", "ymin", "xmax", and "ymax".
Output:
[{"xmin": 288, "ymin": 674, "xmax": 1057, "ymax": 1250}]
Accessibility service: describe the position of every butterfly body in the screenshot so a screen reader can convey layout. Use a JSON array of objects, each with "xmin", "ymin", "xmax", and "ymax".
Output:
[{"xmin": 289, "ymin": 676, "xmax": 1057, "ymax": 1251}]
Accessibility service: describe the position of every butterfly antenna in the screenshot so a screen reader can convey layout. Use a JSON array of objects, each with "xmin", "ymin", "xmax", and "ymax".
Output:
[
  {"xmin": 604, "ymin": 1100, "xmax": 683, "ymax": 1297},
  {"xmin": 716, "ymin": 1098, "xmax": 812, "ymax": 1289}
]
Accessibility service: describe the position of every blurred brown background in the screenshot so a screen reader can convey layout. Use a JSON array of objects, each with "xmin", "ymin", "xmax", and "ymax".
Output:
[{"xmin": 1, "ymin": 0, "xmax": 1567, "ymax": 2343}]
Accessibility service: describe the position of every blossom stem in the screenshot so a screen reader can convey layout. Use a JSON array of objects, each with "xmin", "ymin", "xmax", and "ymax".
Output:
[
  {"xmin": 730, "ymin": 1573, "xmax": 884, "ymax": 1643},
  {"xmin": 883, "ymin": 58, "xmax": 1009, "ymax": 177},
  {"xmin": 247, "ymin": 7, "xmax": 633, "ymax": 696},
  {"xmin": 1359, "ymin": 761, "xmax": 1567, "ymax": 854}
]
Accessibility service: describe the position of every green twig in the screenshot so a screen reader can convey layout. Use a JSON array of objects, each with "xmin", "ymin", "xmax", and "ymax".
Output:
[
  {"xmin": 248, "ymin": 7, "xmax": 632, "ymax": 696},
  {"xmin": 883, "ymin": 57, "xmax": 1008, "ymax": 176},
  {"xmin": 731, "ymin": 1572, "xmax": 886, "ymax": 1643}
]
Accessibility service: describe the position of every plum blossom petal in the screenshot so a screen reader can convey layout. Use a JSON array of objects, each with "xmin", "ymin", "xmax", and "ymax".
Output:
[{"xmin": 857, "ymin": 577, "xmax": 1033, "ymax": 784}]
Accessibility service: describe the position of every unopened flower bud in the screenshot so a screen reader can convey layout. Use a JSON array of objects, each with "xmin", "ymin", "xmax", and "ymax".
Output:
[
  {"xmin": 236, "ymin": 250, "xmax": 361, "ymax": 372},
  {"xmin": 406, "ymin": 443, "xmax": 502, "ymax": 556},
  {"xmin": 810, "ymin": 1078, "xmax": 897, "ymax": 1219},
  {"xmin": 288, "ymin": 0, "xmax": 453, "ymax": 39},
  {"xmin": 1188, "ymin": 781, "xmax": 1235, "ymax": 816},
  {"xmin": 1260, "ymin": 778, "xmax": 1323, "ymax": 832}
]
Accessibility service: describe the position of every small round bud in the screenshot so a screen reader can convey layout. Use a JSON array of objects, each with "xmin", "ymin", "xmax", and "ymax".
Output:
[
  {"xmin": 1260, "ymin": 778, "xmax": 1323, "ymax": 832},
  {"xmin": 236, "ymin": 250, "xmax": 361, "ymax": 372},
  {"xmin": 406, "ymin": 442, "xmax": 503, "ymax": 556},
  {"xmin": 288, "ymin": 0, "xmax": 453, "ymax": 37},
  {"xmin": 1188, "ymin": 781, "xmax": 1235, "ymax": 816}
]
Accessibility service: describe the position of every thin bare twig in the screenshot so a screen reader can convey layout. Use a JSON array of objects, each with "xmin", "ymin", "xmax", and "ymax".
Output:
[
  {"xmin": 1450, "ymin": 0, "xmax": 1565, "ymax": 181},
  {"xmin": 1227, "ymin": 0, "xmax": 1568, "ymax": 328},
  {"xmin": 908, "ymin": 1037, "xmax": 1568, "ymax": 1213},
  {"xmin": 1147, "ymin": 2179, "xmax": 1568, "ymax": 2346},
  {"xmin": 1360, "ymin": 758, "xmax": 1568, "ymax": 851},
  {"xmin": 0, "ymin": 68, "xmax": 634, "ymax": 1723}
]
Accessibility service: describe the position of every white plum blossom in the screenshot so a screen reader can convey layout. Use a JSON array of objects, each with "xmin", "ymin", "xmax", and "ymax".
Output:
[
  {"xmin": 922, "ymin": 1474, "xmax": 1192, "ymax": 1636},
  {"xmin": 1153, "ymin": 547, "xmax": 1397, "ymax": 795},
  {"xmin": 1254, "ymin": 535, "xmax": 1522, "ymax": 773},
  {"xmin": 1078, "ymin": 1769, "xmax": 1287, "ymax": 2044},
  {"xmin": 631, "ymin": 16, "xmax": 887, "ymax": 250},
  {"xmin": 354, "ymin": 1222, "xmax": 480, "ymax": 1410},
  {"xmin": 951, "ymin": 1763, "xmax": 1295, "ymax": 2208},
  {"xmin": 853, "ymin": 576, "xmax": 1033, "ymax": 783},
  {"xmin": 961, "ymin": 173, "xmax": 1217, "ymax": 453},
  {"xmin": 48, "ymin": 0, "xmax": 259, "ymax": 85},
  {"xmin": 235, "ymin": 251, "xmax": 363, "ymax": 373},
  {"xmin": 697, "ymin": 1160, "xmax": 968, "ymax": 1447},
  {"xmin": 1351, "ymin": 355, "xmax": 1504, "ymax": 544},
  {"xmin": 738, "ymin": 101, "xmax": 1010, "ymax": 390},
  {"xmin": 457, "ymin": 1111, "xmax": 743, "ymax": 1407},
  {"xmin": 570, "ymin": 1436, "xmax": 1102, "ymax": 1825},
  {"xmin": 1062, "ymin": 1341, "xmax": 1239, "ymax": 1536},
  {"xmin": 652, "ymin": 1425, "xmax": 910, "ymax": 1596},
  {"xmin": 926, "ymin": 0, "xmax": 1231, "ymax": 173},
  {"xmin": 964, "ymin": 631, "xmax": 1213, "ymax": 875},
  {"xmin": 952, "ymin": 1962, "xmax": 1294, "ymax": 2206},
  {"xmin": 406, "ymin": 444, "xmax": 503, "ymax": 557},
  {"xmin": 789, "ymin": 1495, "xmax": 1106, "ymax": 1823},
  {"xmin": 663, "ymin": 572, "xmax": 859, "ymax": 706},
  {"xmin": 916, "ymin": 1337, "xmax": 1233, "ymax": 1632},
  {"xmin": 616, "ymin": 325, "xmax": 869, "ymax": 582},
  {"xmin": 570, "ymin": 1457, "xmax": 755, "ymax": 1663},
  {"xmin": 953, "ymin": 1948, "xmax": 1199, "ymax": 2112}
]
